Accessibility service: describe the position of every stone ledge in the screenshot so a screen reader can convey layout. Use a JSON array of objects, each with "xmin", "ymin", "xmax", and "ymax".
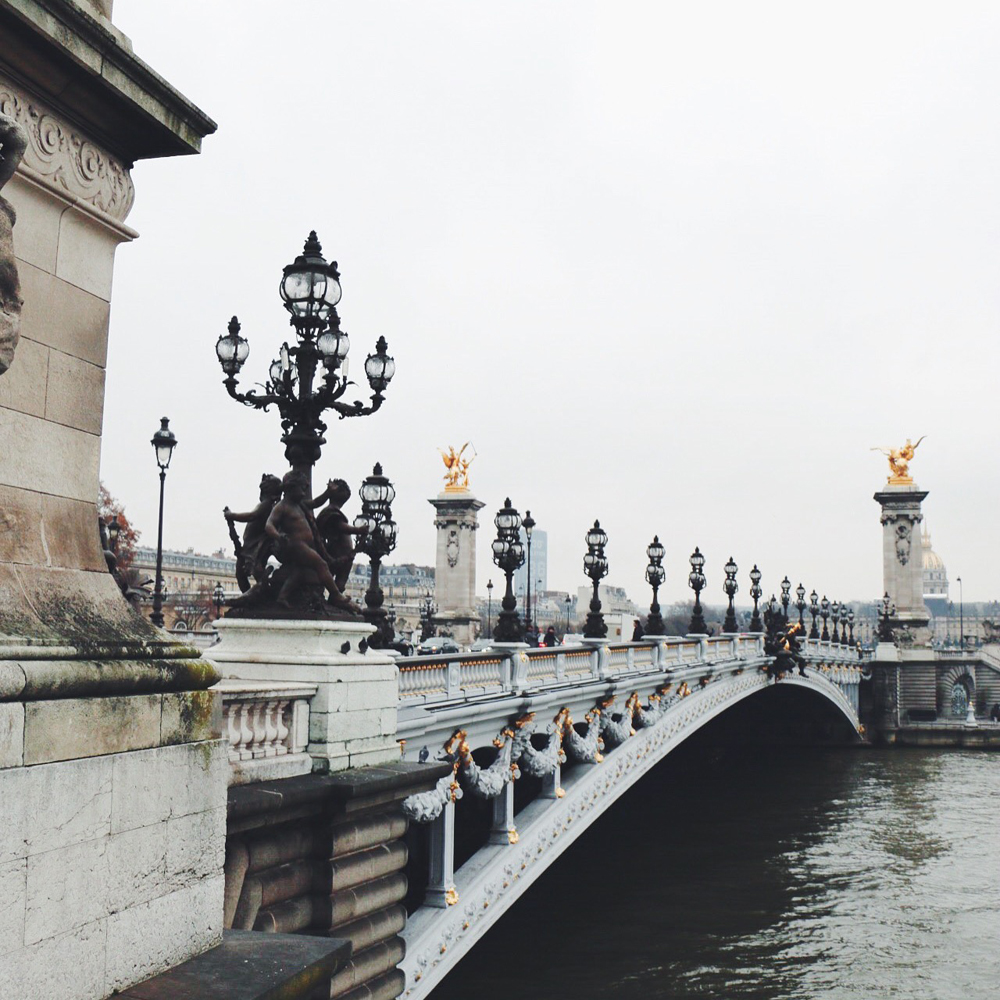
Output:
[{"xmin": 116, "ymin": 929, "xmax": 350, "ymax": 1000}]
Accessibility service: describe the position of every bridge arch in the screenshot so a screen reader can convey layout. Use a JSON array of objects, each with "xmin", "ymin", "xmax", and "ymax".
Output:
[{"xmin": 401, "ymin": 661, "xmax": 863, "ymax": 998}]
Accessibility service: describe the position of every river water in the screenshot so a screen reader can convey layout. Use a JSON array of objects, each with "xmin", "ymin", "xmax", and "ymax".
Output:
[{"xmin": 431, "ymin": 744, "xmax": 1000, "ymax": 999}]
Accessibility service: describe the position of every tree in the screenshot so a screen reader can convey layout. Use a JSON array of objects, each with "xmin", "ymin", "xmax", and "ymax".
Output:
[{"xmin": 97, "ymin": 482, "xmax": 141, "ymax": 575}]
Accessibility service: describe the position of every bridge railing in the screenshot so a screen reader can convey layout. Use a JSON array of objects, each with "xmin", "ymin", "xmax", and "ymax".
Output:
[{"xmin": 396, "ymin": 634, "xmax": 805, "ymax": 706}]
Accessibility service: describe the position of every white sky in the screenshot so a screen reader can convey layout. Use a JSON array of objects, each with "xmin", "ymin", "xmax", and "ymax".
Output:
[{"xmin": 101, "ymin": 1, "xmax": 1000, "ymax": 605}]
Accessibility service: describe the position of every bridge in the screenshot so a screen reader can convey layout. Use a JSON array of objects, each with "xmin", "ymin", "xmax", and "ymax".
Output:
[{"xmin": 392, "ymin": 635, "xmax": 865, "ymax": 998}]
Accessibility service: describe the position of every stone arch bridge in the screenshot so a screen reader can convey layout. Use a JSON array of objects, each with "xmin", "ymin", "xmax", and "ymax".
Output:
[{"xmin": 394, "ymin": 635, "xmax": 864, "ymax": 998}]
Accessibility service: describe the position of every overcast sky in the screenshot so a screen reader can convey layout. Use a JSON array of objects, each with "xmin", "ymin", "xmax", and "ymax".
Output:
[{"xmin": 101, "ymin": 1, "xmax": 1000, "ymax": 605}]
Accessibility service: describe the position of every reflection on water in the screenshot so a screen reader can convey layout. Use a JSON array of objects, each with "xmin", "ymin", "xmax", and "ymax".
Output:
[{"xmin": 431, "ymin": 745, "xmax": 1000, "ymax": 1000}]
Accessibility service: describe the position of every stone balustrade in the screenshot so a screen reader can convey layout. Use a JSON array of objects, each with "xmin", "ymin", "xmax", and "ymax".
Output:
[{"xmin": 215, "ymin": 679, "xmax": 317, "ymax": 785}]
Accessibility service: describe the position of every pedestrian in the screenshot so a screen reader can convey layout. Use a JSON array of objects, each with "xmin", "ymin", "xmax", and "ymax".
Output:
[
  {"xmin": 543, "ymin": 625, "xmax": 558, "ymax": 647},
  {"xmin": 524, "ymin": 625, "xmax": 539, "ymax": 647},
  {"xmin": 990, "ymin": 702, "xmax": 1000, "ymax": 723},
  {"xmin": 631, "ymin": 618, "xmax": 644, "ymax": 641}
]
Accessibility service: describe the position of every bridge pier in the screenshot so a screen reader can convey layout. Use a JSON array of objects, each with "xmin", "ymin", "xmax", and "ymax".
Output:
[
  {"xmin": 541, "ymin": 763, "xmax": 564, "ymax": 799},
  {"xmin": 425, "ymin": 800, "xmax": 458, "ymax": 909}
]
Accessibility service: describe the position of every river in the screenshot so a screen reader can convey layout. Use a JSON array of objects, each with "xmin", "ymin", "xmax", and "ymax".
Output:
[{"xmin": 430, "ymin": 743, "xmax": 1000, "ymax": 999}]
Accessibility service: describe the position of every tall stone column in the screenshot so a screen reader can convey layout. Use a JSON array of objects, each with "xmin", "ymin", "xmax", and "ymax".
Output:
[
  {"xmin": 428, "ymin": 489, "xmax": 485, "ymax": 647},
  {"xmin": 874, "ymin": 484, "xmax": 931, "ymax": 642}
]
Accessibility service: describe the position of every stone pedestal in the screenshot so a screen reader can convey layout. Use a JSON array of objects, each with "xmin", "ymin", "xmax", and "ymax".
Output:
[
  {"xmin": 206, "ymin": 618, "xmax": 401, "ymax": 772},
  {"xmin": 428, "ymin": 490, "xmax": 485, "ymax": 647},
  {"xmin": 874, "ymin": 484, "xmax": 931, "ymax": 643}
]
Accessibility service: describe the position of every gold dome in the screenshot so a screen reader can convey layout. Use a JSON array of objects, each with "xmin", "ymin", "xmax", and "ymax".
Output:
[{"xmin": 921, "ymin": 526, "xmax": 945, "ymax": 571}]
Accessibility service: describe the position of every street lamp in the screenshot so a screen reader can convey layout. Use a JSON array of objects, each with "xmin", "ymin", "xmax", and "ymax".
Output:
[
  {"xmin": 564, "ymin": 594, "xmax": 572, "ymax": 633},
  {"xmin": 723, "ymin": 556, "xmax": 739, "ymax": 633},
  {"xmin": 749, "ymin": 564, "xmax": 763, "ymax": 632},
  {"xmin": 795, "ymin": 583, "xmax": 806, "ymax": 631},
  {"xmin": 830, "ymin": 600, "xmax": 841, "ymax": 645},
  {"xmin": 215, "ymin": 233, "xmax": 395, "ymax": 493},
  {"xmin": 486, "ymin": 579, "xmax": 494, "ymax": 639},
  {"xmin": 354, "ymin": 463, "xmax": 398, "ymax": 647},
  {"xmin": 840, "ymin": 607, "xmax": 850, "ymax": 646},
  {"xmin": 820, "ymin": 595, "xmax": 830, "ymax": 641},
  {"xmin": 645, "ymin": 535, "xmax": 666, "ymax": 635},
  {"xmin": 149, "ymin": 417, "xmax": 176, "ymax": 628},
  {"xmin": 213, "ymin": 581, "xmax": 225, "ymax": 619},
  {"xmin": 491, "ymin": 498, "xmax": 525, "ymax": 642},
  {"xmin": 957, "ymin": 575, "xmax": 964, "ymax": 648},
  {"xmin": 780, "ymin": 576, "xmax": 791, "ymax": 623},
  {"xmin": 847, "ymin": 607, "xmax": 855, "ymax": 646},
  {"xmin": 808, "ymin": 589, "xmax": 819, "ymax": 639},
  {"xmin": 687, "ymin": 547, "xmax": 708, "ymax": 635},
  {"xmin": 419, "ymin": 592, "xmax": 438, "ymax": 642},
  {"xmin": 877, "ymin": 592, "xmax": 896, "ymax": 642},
  {"xmin": 583, "ymin": 520, "xmax": 609, "ymax": 639},
  {"xmin": 523, "ymin": 510, "xmax": 535, "ymax": 633},
  {"xmin": 107, "ymin": 515, "xmax": 121, "ymax": 553}
]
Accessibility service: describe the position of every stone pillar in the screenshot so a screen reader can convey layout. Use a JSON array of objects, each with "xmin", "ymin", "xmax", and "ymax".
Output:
[
  {"xmin": 428, "ymin": 490, "xmax": 485, "ymax": 647},
  {"xmin": 874, "ymin": 484, "xmax": 931, "ymax": 642},
  {"xmin": 0, "ymin": 6, "xmax": 222, "ymax": 998}
]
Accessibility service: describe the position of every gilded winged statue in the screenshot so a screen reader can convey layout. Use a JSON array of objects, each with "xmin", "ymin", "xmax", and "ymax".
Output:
[
  {"xmin": 871, "ymin": 436, "xmax": 925, "ymax": 483},
  {"xmin": 439, "ymin": 442, "xmax": 475, "ymax": 490}
]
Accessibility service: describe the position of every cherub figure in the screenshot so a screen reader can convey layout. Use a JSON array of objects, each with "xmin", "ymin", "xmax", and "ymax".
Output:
[
  {"xmin": 224, "ymin": 473, "xmax": 282, "ymax": 593},
  {"xmin": 310, "ymin": 478, "xmax": 368, "ymax": 594},
  {"xmin": 264, "ymin": 471, "xmax": 359, "ymax": 611},
  {"xmin": 0, "ymin": 112, "xmax": 28, "ymax": 376},
  {"xmin": 871, "ymin": 436, "xmax": 925, "ymax": 483}
]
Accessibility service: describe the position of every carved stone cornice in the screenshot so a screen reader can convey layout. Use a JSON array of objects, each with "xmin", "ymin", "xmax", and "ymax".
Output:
[{"xmin": 0, "ymin": 77, "xmax": 134, "ymax": 221}]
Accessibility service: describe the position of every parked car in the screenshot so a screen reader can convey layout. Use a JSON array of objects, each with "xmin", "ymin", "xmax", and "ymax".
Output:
[
  {"xmin": 416, "ymin": 636, "xmax": 460, "ymax": 655},
  {"xmin": 468, "ymin": 638, "xmax": 494, "ymax": 652}
]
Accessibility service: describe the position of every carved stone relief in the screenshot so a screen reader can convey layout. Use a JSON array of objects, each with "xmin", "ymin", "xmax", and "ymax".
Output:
[
  {"xmin": 895, "ymin": 523, "xmax": 912, "ymax": 565},
  {"xmin": 0, "ymin": 110, "xmax": 27, "ymax": 376},
  {"xmin": 0, "ymin": 78, "xmax": 135, "ymax": 221}
]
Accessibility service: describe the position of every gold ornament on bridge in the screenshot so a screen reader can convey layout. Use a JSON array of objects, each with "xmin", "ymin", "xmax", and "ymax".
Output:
[
  {"xmin": 871, "ymin": 436, "xmax": 925, "ymax": 485},
  {"xmin": 439, "ymin": 442, "xmax": 475, "ymax": 492}
]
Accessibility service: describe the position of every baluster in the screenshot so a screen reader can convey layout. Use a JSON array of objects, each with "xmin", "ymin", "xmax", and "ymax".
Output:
[
  {"xmin": 262, "ymin": 699, "xmax": 279, "ymax": 756},
  {"xmin": 488, "ymin": 781, "xmax": 516, "ymax": 846},
  {"xmin": 236, "ymin": 701, "xmax": 254, "ymax": 760},
  {"xmin": 224, "ymin": 701, "xmax": 243, "ymax": 762},
  {"xmin": 626, "ymin": 647, "xmax": 635, "ymax": 671},
  {"xmin": 274, "ymin": 699, "xmax": 290, "ymax": 755},
  {"xmin": 249, "ymin": 700, "xmax": 268, "ymax": 758},
  {"xmin": 426, "ymin": 798, "xmax": 458, "ymax": 908},
  {"xmin": 556, "ymin": 651, "xmax": 565, "ymax": 681}
]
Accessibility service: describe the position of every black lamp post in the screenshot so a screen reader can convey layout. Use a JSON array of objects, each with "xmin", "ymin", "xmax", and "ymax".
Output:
[
  {"xmin": 795, "ymin": 583, "xmax": 806, "ymax": 631},
  {"xmin": 820, "ymin": 595, "xmax": 830, "ymax": 641},
  {"xmin": 748, "ymin": 564, "xmax": 763, "ymax": 632},
  {"xmin": 150, "ymin": 417, "xmax": 176, "ymax": 628},
  {"xmin": 354, "ymin": 463, "xmax": 398, "ymax": 648},
  {"xmin": 491, "ymin": 499, "xmax": 525, "ymax": 643},
  {"xmin": 582, "ymin": 521, "xmax": 609, "ymax": 639},
  {"xmin": 215, "ymin": 233, "xmax": 395, "ymax": 493},
  {"xmin": 419, "ymin": 592, "xmax": 438, "ymax": 642},
  {"xmin": 957, "ymin": 575, "xmax": 964, "ymax": 648},
  {"xmin": 687, "ymin": 547, "xmax": 708, "ymax": 635},
  {"xmin": 847, "ymin": 607, "xmax": 855, "ymax": 645},
  {"xmin": 831, "ymin": 601, "xmax": 841, "ymax": 645},
  {"xmin": 840, "ymin": 607, "xmax": 850, "ymax": 646},
  {"xmin": 645, "ymin": 535, "xmax": 666, "ymax": 635},
  {"xmin": 486, "ymin": 579, "xmax": 494, "ymax": 639},
  {"xmin": 809, "ymin": 589, "xmax": 819, "ymax": 639},
  {"xmin": 877, "ymin": 592, "xmax": 896, "ymax": 642},
  {"xmin": 522, "ymin": 510, "xmax": 535, "ymax": 633},
  {"xmin": 779, "ymin": 576, "xmax": 791, "ymax": 624},
  {"xmin": 212, "ymin": 581, "xmax": 225, "ymax": 619},
  {"xmin": 107, "ymin": 515, "xmax": 121, "ymax": 553},
  {"xmin": 723, "ymin": 556, "xmax": 739, "ymax": 633},
  {"xmin": 564, "ymin": 595, "xmax": 572, "ymax": 633}
]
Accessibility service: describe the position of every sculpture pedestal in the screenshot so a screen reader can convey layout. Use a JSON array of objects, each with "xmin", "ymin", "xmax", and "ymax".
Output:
[
  {"xmin": 428, "ymin": 490, "xmax": 485, "ymax": 647},
  {"xmin": 206, "ymin": 618, "xmax": 400, "ymax": 772},
  {"xmin": 874, "ymin": 484, "xmax": 931, "ymax": 645}
]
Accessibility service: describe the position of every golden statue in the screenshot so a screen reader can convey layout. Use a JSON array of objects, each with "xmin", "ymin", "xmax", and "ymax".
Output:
[
  {"xmin": 439, "ymin": 442, "xmax": 475, "ymax": 492},
  {"xmin": 871, "ymin": 436, "xmax": 925, "ymax": 485}
]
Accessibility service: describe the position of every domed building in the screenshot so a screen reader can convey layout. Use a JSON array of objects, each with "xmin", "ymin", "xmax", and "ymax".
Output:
[{"xmin": 922, "ymin": 526, "xmax": 949, "ymax": 601}]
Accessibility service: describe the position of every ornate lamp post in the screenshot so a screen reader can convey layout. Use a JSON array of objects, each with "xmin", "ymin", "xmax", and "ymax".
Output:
[
  {"xmin": 839, "ymin": 607, "xmax": 849, "ymax": 646},
  {"xmin": 780, "ymin": 576, "xmax": 791, "ymax": 623},
  {"xmin": 523, "ymin": 510, "xmax": 535, "ymax": 633},
  {"xmin": 877, "ymin": 592, "xmax": 896, "ymax": 642},
  {"xmin": 809, "ymin": 589, "xmax": 820, "ymax": 639},
  {"xmin": 491, "ymin": 499, "xmax": 525, "ymax": 642},
  {"xmin": 583, "ymin": 521, "xmax": 609, "ymax": 639},
  {"xmin": 212, "ymin": 581, "xmax": 225, "ymax": 619},
  {"xmin": 149, "ymin": 417, "xmax": 177, "ymax": 628},
  {"xmin": 847, "ymin": 607, "xmax": 855, "ymax": 645},
  {"xmin": 486, "ymin": 579, "xmax": 494, "ymax": 639},
  {"xmin": 820, "ymin": 595, "xmax": 831, "ymax": 641},
  {"xmin": 644, "ymin": 535, "xmax": 666, "ymax": 635},
  {"xmin": 564, "ymin": 595, "xmax": 572, "ymax": 633},
  {"xmin": 353, "ymin": 463, "xmax": 398, "ymax": 647},
  {"xmin": 214, "ymin": 233, "xmax": 395, "ymax": 492},
  {"xmin": 419, "ymin": 592, "xmax": 438, "ymax": 642},
  {"xmin": 830, "ymin": 601, "xmax": 841, "ymax": 645},
  {"xmin": 795, "ymin": 583, "xmax": 806, "ymax": 631},
  {"xmin": 722, "ymin": 556, "xmax": 739, "ymax": 633},
  {"xmin": 107, "ymin": 515, "xmax": 121, "ymax": 554},
  {"xmin": 748, "ymin": 564, "xmax": 763, "ymax": 632},
  {"xmin": 687, "ymin": 547, "xmax": 708, "ymax": 634}
]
